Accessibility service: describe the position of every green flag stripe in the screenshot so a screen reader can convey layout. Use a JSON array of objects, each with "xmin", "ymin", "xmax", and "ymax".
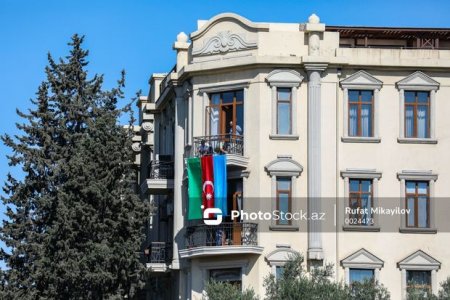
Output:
[{"xmin": 187, "ymin": 157, "xmax": 202, "ymax": 220}]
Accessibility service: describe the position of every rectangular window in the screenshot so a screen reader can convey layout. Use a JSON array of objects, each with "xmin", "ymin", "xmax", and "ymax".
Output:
[
  {"xmin": 209, "ymin": 268, "xmax": 242, "ymax": 290},
  {"xmin": 404, "ymin": 91, "xmax": 430, "ymax": 138},
  {"xmin": 407, "ymin": 270, "xmax": 431, "ymax": 295},
  {"xmin": 348, "ymin": 90, "xmax": 374, "ymax": 137},
  {"xmin": 349, "ymin": 179, "xmax": 373, "ymax": 226},
  {"xmin": 275, "ymin": 266, "xmax": 285, "ymax": 280},
  {"xmin": 207, "ymin": 90, "xmax": 244, "ymax": 136},
  {"xmin": 405, "ymin": 181, "xmax": 429, "ymax": 228},
  {"xmin": 277, "ymin": 88, "xmax": 292, "ymax": 135},
  {"xmin": 349, "ymin": 268, "xmax": 374, "ymax": 284},
  {"xmin": 276, "ymin": 177, "xmax": 292, "ymax": 225}
]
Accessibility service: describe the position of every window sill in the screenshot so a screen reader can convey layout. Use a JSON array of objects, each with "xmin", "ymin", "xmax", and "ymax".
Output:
[
  {"xmin": 397, "ymin": 138, "xmax": 437, "ymax": 144},
  {"xmin": 399, "ymin": 227, "xmax": 437, "ymax": 234},
  {"xmin": 269, "ymin": 134, "xmax": 299, "ymax": 140},
  {"xmin": 342, "ymin": 225, "xmax": 380, "ymax": 232},
  {"xmin": 269, "ymin": 225, "xmax": 299, "ymax": 231},
  {"xmin": 341, "ymin": 136, "xmax": 381, "ymax": 143}
]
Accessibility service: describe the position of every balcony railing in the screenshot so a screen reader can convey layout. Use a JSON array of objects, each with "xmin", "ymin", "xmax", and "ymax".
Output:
[
  {"xmin": 144, "ymin": 242, "xmax": 172, "ymax": 264},
  {"xmin": 193, "ymin": 134, "xmax": 244, "ymax": 157},
  {"xmin": 185, "ymin": 222, "xmax": 258, "ymax": 248},
  {"xmin": 148, "ymin": 161, "xmax": 174, "ymax": 179}
]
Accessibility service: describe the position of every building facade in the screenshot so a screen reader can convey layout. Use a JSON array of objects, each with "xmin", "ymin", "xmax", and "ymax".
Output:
[{"xmin": 134, "ymin": 13, "xmax": 450, "ymax": 300}]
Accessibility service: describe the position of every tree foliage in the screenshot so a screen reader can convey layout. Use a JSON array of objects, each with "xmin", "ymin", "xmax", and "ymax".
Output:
[
  {"xmin": 1, "ymin": 35, "xmax": 149, "ymax": 299},
  {"xmin": 204, "ymin": 281, "xmax": 257, "ymax": 300}
]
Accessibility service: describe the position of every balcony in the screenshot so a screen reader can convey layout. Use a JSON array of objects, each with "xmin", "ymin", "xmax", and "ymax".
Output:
[
  {"xmin": 192, "ymin": 135, "xmax": 249, "ymax": 168},
  {"xmin": 143, "ymin": 242, "xmax": 172, "ymax": 272},
  {"xmin": 179, "ymin": 222, "xmax": 263, "ymax": 259},
  {"xmin": 141, "ymin": 161, "xmax": 174, "ymax": 194}
]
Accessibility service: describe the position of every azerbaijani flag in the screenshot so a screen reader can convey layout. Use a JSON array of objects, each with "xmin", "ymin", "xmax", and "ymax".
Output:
[{"xmin": 187, "ymin": 155, "xmax": 227, "ymax": 220}]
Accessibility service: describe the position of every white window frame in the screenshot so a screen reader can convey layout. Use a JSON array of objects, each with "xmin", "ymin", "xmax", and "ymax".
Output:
[
  {"xmin": 341, "ymin": 248, "xmax": 384, "ymax": 284},
  {"xmin": 397, "ymin": 170, "xmax": 438, "ymax": 233},
  {"xmin": 398, "ymin": 250, "xmax": 441, "ymax": 299},
  {"xmin": 266, "ymin": 70, "xmax": 304, "ymax": 140},
  {"xmin": 341, "ymin": 169, "xmax": 382, "ymax": 231},
  {"xmin": 396, "ymin": 71, "xmax": 439, "ymax": 144},
  {"xmin": 265, "ymin": 155, "xmax": 303, "ymax": 230},
  {"xmin": 265, "ymin": 245, "xmax": 298, "ymax": 278},
  {"xmin": 340, "ymin": 70, "xmax": 383, "ymax": 143}
]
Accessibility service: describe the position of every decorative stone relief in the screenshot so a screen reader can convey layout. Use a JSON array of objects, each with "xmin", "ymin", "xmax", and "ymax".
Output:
[
  {"xmin": 192, "ymin": 31, "xmax": 257, "ymax": 56},
  {"xmin": 132, "ymin": 142, "xmax": 141, "ymax": 152},
  {"xmin": 141, "ymin": 122, "xmax": 154, "ymax": 132}
]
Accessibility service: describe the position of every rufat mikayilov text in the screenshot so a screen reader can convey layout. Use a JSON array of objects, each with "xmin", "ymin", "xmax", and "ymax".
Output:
[
  {"xmin": 345, "ymin": 207, "xmax": 410, "ymax": 215},
  {"xmin": 231, "ymin": 210, "xmax": 326, "ymax": 221}
]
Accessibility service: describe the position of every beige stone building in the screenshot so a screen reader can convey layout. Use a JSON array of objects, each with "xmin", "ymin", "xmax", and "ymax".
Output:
[{"xmin": 133, "ymin": 12, "xmax": 450, "ymax": 300}]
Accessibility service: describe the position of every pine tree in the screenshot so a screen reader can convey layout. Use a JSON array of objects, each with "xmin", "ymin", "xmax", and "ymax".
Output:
[{"xmin": 1, "ymin": 35, "xmax": 149, "ymax": 299}]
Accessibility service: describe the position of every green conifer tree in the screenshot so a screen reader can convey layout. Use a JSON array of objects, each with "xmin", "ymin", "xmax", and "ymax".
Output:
[{"xmin": 1, "ymin": 35, "xmax": 149, "ymax": 299}]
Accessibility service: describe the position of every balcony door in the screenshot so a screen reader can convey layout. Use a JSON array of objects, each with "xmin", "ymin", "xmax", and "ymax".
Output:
[{"xmin": 206, "ymin": 90, "xmax": 244, "ymax": 136}]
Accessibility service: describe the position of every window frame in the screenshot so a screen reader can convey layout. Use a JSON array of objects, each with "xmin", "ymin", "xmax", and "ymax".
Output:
[
  {"xmin": 348, "ymin": 90, "xmax": 374, "ymax": 138},
  {"xmin": 405, "ymin": 180, "xmax": 430, "ymax": 229},
  {"xmin": 397, "ymin": 71, "xmax": 439, "ymax": 144},
  {"xmin": 348, "ymin": 178, "xmax": 373, "ymax": 225},
  {"xmin": 340, "ymin": 70, "xmax": 382, "ymax": 143},
  {"xmin": 266, "ymin": 69, "xmax": 304, "ymax": 140},
  {"xmin": 341, "ymin": 169, "xmax": 382, "ymax": 231},
  {"xmin": 276, "ymin": 177, "xmax": 292, "ymax": 226},
  {"xmin": 397, "ymin": 170, "xmax": 438, "ymax": 234},
  {"xmin": 276, "ymin": 87, "xmax": 292, "ymax": 135},
  {"xmin": 404, "ymin": 91, "xmax": 431, "ymax": 139},
  {"xmin": 341, "ymin": 248, "xmax": 384, "ymax": 285}
]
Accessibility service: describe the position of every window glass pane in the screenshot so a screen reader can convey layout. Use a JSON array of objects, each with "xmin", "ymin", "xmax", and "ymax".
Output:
[
  {"xmin": 235, "ymin": 90, "xmax": 244, "ymax": 102},
  {"xmin": 349, "ymin": 179, "xmax": 359, "ymax": 192},
  {"xmin": 278, "ymin": 193, "xmax": 290, "ymax": 225},
  {"xmin": 275, "ymin": 266, "xmax": 284, "ymax": 279},
  {"xmin": 211, "ymin": 93, "xmax": 220, "ymax": 105},
  {"xmin": 277, "ymin": 178, "xmax": 291, "ymax": 190},
  {"xmin": 407, "ymin": 270, "xmax": 431, "ymax": 286},
  {"xmin": 361, "ymin": 180, "xmax": 372, "ymax": 193},
  {"xmin": 405, "ymin": 91, "xmax": 416, "ymax": 103},
  {"xmin": 407, "ymin": 197, "xmax": 415, "ymax": 227},
  {"xmin": 210, "ymin": 268, "xmax": 242, "ymax": 289},
  {"xmin": 277, "ymin": 88, "xmax": 291, "ymax": 101},
  {"xmin": 210, "ymin": 107, "xmax": 220, "ymax": 135},
  {"xmin": 222, "ymin": 92, "xmax": 234, "ymax": 104},
  {"xmin": 417, "ymin": 105, "xmax": 429, "ymax": 138},
  {"xmin": 350, "ymin": 269, "xmax": 374, "ymax": 284},
  {"xmin": 405, "ymin": 105, "xmax": 414, "ymax": 138},
  {"xmin": 417, "ymin": 182, "xmax": 428, "ymax": 194},
  {"xmin": 361, "ymin": 90, "xmax": 373, "ymax": 102},
  {"xmin": 349, "ymin": 104, "xmax": 358, "ymax": 136},
  {"xmin": 418, "ymin": 91, "xmax": 429, "ymax": 103},
  {"xmin": 236, "ymin": 103, "xmax": 244, "ymax": 135},
  {"xmin": 406, "ymin": 181, "xmax": 416, "ymax": 194},
  {"xmin": 277, "ymin": 102, "xmax": 291, "ymax": 134},
  {"xmin": 418, "ymin": 197, "xmax": 428, "ymax": 228},
  {"xmin": 348, "ymin": 90, "xmax": 359, "ymax": 102},
  {"xmin": 361, "ymin": 104, "xmax": 372, "ymax": 137}
]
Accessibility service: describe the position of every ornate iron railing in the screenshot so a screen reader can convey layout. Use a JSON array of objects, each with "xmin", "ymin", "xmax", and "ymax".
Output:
[
  {"xmin": 185, "ymin": 222, "xmax": 258, "ymax": 248},
  {"xmin": 148, "ymin": 161, "xmax": 174, "ymax": 179},
  {"xmin": 144, "ymin": 242, "xmax": 172, "ymax": 263},
  {"xmin": 193, "ymin": 134, "xmax": 244, "ymax": 157}
]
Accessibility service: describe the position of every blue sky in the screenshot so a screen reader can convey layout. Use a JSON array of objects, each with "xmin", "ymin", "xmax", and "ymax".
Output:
[{"xmin": 1, "ymin": 0, "xmax": 450, "ymax": 266}]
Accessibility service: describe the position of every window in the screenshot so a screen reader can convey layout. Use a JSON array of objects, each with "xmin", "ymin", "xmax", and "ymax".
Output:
[
  {"xmin": 398, "ymin": 170, "xmax": 437, "ymax": 233},
  {"xmin": 348, "ymin": 90, "xmax": 374, "ymax": 137},
  {"xmin": 266, "ymin": 69, "xmax": 303, "ymax": 139},
  {"xmin": 276, "ymin": 177, "xmax": 292, "ymax": 225},
  {"xmin": 277, "ymin": 88, "xmax": 292, "ymax": 135},
  {"xmin": 349, "ymin": 179, "xmax": 373, "ymax": 226},
  {"xmin": 275, "ymin": 266, "xmax": 285, "ymax": 280},
  {"xmin": 340, "ymin": 70, "xmax": 382, "ymax": 143},
  {"xmin": 209, "ymin": 268, "xmax": 242, "ymax": 289},
  {"xmin": 404, "ymin": 91, "xmax": 430, "ymax": 138},
  {"xmin": 341, "ymin": 169, "xmax": 381, "ymax": 231},
  {"xmin": 405, "ymin": 181, "xmax": 429, "ymax": 228},
  {"xmin": 397, "ymin": 71, "xmax": 439, "ymax": 143},
  {"xmin": 349, "ymin": 268, "xmax": 374, "ymax": 284},
  {"xmin": 207, "ymin": 90, "xmax": 244, "ymax": 136},
  {"xmin": 407, "ymin": 270, "xmax": 431, "ymax": 296}
]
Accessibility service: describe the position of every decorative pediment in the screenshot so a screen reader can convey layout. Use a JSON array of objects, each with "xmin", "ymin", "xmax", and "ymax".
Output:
[
  {"xmin": 191, "ymin": 13, "xmax": 269, "ymax": 40},
  {"xmin": 265, "ymin": 155, "xmax": 303, "ymax": 177},
  {"xmin": 398, "ymin": 250, "xmax": 441, "ymax": 270},
  {"xmin": 340, "ymin": 70, "xmax": 383, "ymax": 89},
  {"xmin": 266, "ymin": 70, "xmax": 304, "ymax": 87},
  {"xmin": 396, "ymin": 71, "xmax": 440, "ymax": 90},
  {"xmin": 341, "ymin": 248, "xmax": 384, "ymax": 269},
  {"xmin": 192, "ymin": 31, "xmax": 257, "ymax": 56},
  {"xmin": 266, "ymin": 247, "xmax": 299, "ymax": 266}
]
